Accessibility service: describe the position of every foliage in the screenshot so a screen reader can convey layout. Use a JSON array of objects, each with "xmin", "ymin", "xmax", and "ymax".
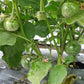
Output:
[
  {"xmin": 1, "ymin": 38, "xmax": 25, "ymax": 68},
  {"xmin": 0, "ymin": 0, "xmax": 84, "ymax": 84},
  {"xmin": 27, "ymin": 61, "xmax": 51, "ymax": 84},
  {"xmin": 65, "ymin": 41, "xmax": 81, "ymax": 56},
  {"xmin": 48, "ymin": 65, "xmax": 67, "ymax": 84},
  {"xmin": 0, "ymin": 31, "xmax": 16, "ymax": 46}
]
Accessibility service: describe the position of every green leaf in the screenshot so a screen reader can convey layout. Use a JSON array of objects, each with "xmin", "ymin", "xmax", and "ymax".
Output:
[
  {"xmin": 46, "ymin": 1, "xmax": 60, "ymax": 11},
  {"xmin": 35, "ymin": 21, "xmax": 49, "ymax": 37},
  {"xmin": 65, "ymin": 55, "xmax": 76, "ymax": 65},
  {"xmin": 48, "ymin": 65, "xmax": 67, "ymax": 84},
  {"xmin": 23, "ymin": 22, "xmax": 36, "ymax": 40},
  {"xmin": 1, "ymin": 38, "xmax": 25, "ymax": 68},
  {"xmin": 0, "ymin": 31, "xmax": 16, "ymax": 46},
  {"xmin": 18, "ymin": 0, "xmax": 47, "ymax": 11},
  {"xmin": 26, "ymin": 44, "xmax": 32, "ymax": 53},
  {"xmin": 27, "ymin": 61, "xmax": 51, "ymax": 84},
  {"xmin": 65, "ymin": 10, "xmax": 84, "ymax": 25},
  {"xmin": 45, "ymin": 1, "xmax": 61, "ymax": 18}
]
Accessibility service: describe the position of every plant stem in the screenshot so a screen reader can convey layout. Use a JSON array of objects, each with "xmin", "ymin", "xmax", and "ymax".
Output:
[
  {"xmin": 14, "ymin": 0, "xmax": 25, "ymax": 37},
  {"xmin": 61, "ymin": 25, "xmax": 69, "ymax": 55},
  {"xmin": 52, "ymin": 21, "xmax": 64, "ymax": 32},
  {"xmin": 0, "ymin": 27, "xmax": 32, "ymax": 43},
  {"xmin": 12, "ymin": 33, "xmax": 43, "ymax": 58},
  {"xmin": 9, "ymin": 0, "xmax": 15, "ymax": 21},
  {"xmin": 0, "ymin": 29, "xmax": 43, "ymax": 60},
  {"xmin": 57, "ymin": 55, "xmax": 61, "ymax": 65},
  {"xmin": 46, "ymin": 19, "xmax": 60, "ymax": 55},
  {"xmin": 40, "ymin": 0, "xmax": 44, "ymax": 11},
  {"xmin": 33, "ymin": 43, "xmax": 43, "ymax": 59},
  {"xmin": 49, "ymin": 39, "xmax": 52, "ymax": 61},
  {"xmin": 11, "ymin": 33, "xmax": 32, "ymax": 43},
  {"xmin": 46, "ymin": 19, "xmax": 61, "ymax": 64},
  {"xmin": 14, "ymin": 0, "xmax": 43, "ymax": 57},
  {"xmin": 31, "ymin": 57, "xmax": 42, "ymax": 64},
  {"xmin": 77, "ymin": 29, "xmax": 84, "ymax": 40},
  {"xmin": 59, "ymin": 25, "xmax": 69, "ymax": 63}
]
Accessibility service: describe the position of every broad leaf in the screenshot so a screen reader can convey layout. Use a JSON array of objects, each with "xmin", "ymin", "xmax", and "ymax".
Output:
[
  {"xmin": 65, "ymin": 55, "xmax": 76, "ymax": 65},
  {"xmin": 65, "ymin": 10, "xmax": 84, "ymax": 25},
  {"xmin": 23, "ymin": 22, "xmax": 36, "ymax": 40},
  {"xmin": 1, "ymin": 38, "xmax": 25, "ymax": 68},
  {"xmin": 35, "ymin": 21, "xmax": 49, "ymax": 37},
  {"xmin": 48, "ymin": 65, "xmax": 67, "ymax": 84},
  {"xmin": 18, "ymin": 0, "xmax": 47, "ymax": 11},
  {"xmin": 0, "ymin": 31, "xmax": 16, "ymax": 46},
  {"xmin": 26, "ymin": 44, "xmax": 32, "ymax": 53},
  {"xmin": 46, "ymin": 1, "xmax": 60, "ymax": 11},
  {"xmin": 45, "ymin": 1, "xmax": 62, "ymax": 18},
  {"xmin": 27, "ymin": 61, "xmax": 51, "ymax": 84}
]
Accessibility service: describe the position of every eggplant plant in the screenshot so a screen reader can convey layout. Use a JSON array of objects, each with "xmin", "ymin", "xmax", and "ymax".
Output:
[{"xmin": 0, "ymin": 0, "xmax": 84, "ymax": 84}]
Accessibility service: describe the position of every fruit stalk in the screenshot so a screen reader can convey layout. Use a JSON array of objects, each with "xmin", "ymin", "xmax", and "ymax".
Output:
[
  {"xmin": 14, "ymin": 0, "xmax": 26, "ymax": 37},
  {"xmin": 40, "ymin": 0, "xmax": 45, "ymax": 11}
]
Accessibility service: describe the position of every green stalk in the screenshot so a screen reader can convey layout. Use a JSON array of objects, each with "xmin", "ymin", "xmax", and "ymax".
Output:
[
  {"xmin": 13, "ymin": 33, "xmax": 43, "ymax": 58},
  {"xmin": 14, "ymin": 0, "xmax": 25, "ymax": 37},
  {"xmin": 9, "ymin": 0, "xmax": 15, "ymax": 21},
  {"xmin": 0, "ymin": 30, "xmax": 43, "ymax": 60},
  {"xmin": 61, "ymin": 25, "xmax": 69, "ymax": 55},
  {"xmin": 46, "ymin": 19, "xmax": 61, "ymax": 64},
  {"xmin": 52, "ymin": 21, "xmax": 64, "ymax": 32},
  {"xmin": 11, "ymin": 33, "xmax": 32, "ymax": 43},
  {"xmin": 46, "ymin": 20, "xmax": 60, "ymax": 55},
  {"xmin": 57, "ymin": 24, "xmax": 69, "ymax": 64},
  {"xmin": 57, "ymin": 55, "xmax": 61, "ymax": 64},
  {"xmin": 40, "ymin": 0, "xmax": 44, "ymax": 11},
  {"xmin": 14, "ymin": 0, "xmax": 43, "ymax": 58},
  {"xmin": 77, "ymin": 29, "xmax": 84, "ymax": 40},
  {"xmin": 32, "ymin": 82, "xmax": 40, "ymax": 84},
  {"xmin": 31, "ymin": 57, "xmax": 42, "ymax": 64},
  {"xmin": 1, "ymin": 0, "xmax": 44, "ymax": 60},
  {"xmin": 33, "ymin": 44, "xmax": 43, "ymax": 59},
  {"xmin": 41, "ymin": 0, "xmax": 61, "ymax": 64},
  {"xmin": 49, "ymin": 38, "xmax": 52, "ymax": 61}
]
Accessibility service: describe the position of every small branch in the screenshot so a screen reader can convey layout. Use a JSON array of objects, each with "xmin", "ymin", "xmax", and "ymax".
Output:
[
  {"xmin": 11, "ymin": 33, "xmax": 32, "ymax": 43},
  {"xmin": 14, "ymin": 0, "xmax": 26, "ymax": 37},
  {"xmin": 31, "ymin": 57, "xmax": 43, "ymax": 64},
  {"xmin": 52, "ymin": 21, "xmax": 64, "ymax": 33},
  {"xmin": 70, "ymin": 27, "xmax": 75, "ymax": 40},
  {"xmin": 62, "ymin": 26, "xmax": 69, "ymax": 50},
  {"xmin": 46, "ymin": 19, "xmax": 62, "ymax": 64},
  {"xmin": 77, "ymin": 29, "xmax": 84, "ymax": 40},
  {"xmin": 46, "ymin": 19, "xmax": 60, "ymax": 56}
]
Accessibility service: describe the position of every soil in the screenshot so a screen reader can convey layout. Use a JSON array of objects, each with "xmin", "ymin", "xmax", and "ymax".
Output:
[
  {"xmin": 38, "ymin": 44, "xmax": 84, "ymax": 53},
  {"xmin": 70, "ymin": 62, "xmax": 84, "ymax": 69}
]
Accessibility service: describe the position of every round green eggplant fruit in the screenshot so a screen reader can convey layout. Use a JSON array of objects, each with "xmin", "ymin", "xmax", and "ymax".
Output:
[
  {"xmin": 21, "ymin": 55, "xmax": 31, "ymax": 69},
  {"xmin": 65, "ymin": 41, "xmax": 81, "ymax": 56},
  {"xmin": 4, "ymin": 18, "xmax": 19, "ymax": 31},
  {"xmin": 62, "ymin": 2, "xmax": 79, "ymax": 18},
  {"xmin": 36, "ymin": 11, "xmax": 46, "ymax": 21}
]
